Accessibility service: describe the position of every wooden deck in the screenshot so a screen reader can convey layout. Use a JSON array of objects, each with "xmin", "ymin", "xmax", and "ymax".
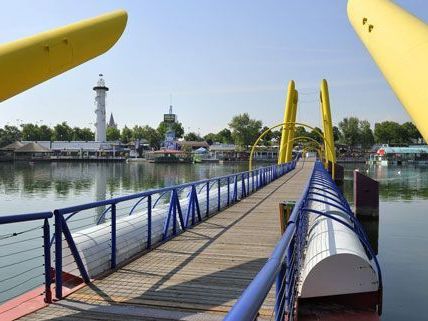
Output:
[{"xmin": 19, "ymin": 160, "xmax": 314, "ymax": 321}]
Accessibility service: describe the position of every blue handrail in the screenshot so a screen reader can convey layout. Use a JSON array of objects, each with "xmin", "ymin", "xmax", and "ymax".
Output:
[
  {"xmin": 224, "ymin": 160, "xmax": 382, "ymax": 321},
  {"xmin": 0, "ymin": 162, "xmax": 297, "ymax": 305},
  {"xmin": 223, "ymin": 161, "xmax": 314, "ymax": 321}
]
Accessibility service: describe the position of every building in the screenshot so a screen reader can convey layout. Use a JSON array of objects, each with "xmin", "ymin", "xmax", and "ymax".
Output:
[
  {"xmin": 107, "ymin": 113, "xmax": 117, "ymax": 129},
  {"xmin": 93, "ymin": 74, "xmax": 109, "ymax": 142}
]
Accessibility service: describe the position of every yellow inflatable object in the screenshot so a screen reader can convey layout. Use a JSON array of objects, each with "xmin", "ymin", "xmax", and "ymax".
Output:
[
  {"xmin": 0, "ymin": 9, "xmax": 127, "ymax": 102},
  {"xmin": 348, "ymin": 0, "xmax": 428, "ymax": 141}
]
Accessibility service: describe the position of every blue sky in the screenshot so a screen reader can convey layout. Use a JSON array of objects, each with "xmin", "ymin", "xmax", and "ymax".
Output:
[{"xmin": 0, "ymin": 0, "xmax": 425, "ymax": 134}]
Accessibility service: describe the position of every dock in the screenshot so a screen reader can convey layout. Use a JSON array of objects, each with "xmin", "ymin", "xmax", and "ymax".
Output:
[{"xmin": 18, "ymin": 160, "xmax": 314, "ymax": 320}]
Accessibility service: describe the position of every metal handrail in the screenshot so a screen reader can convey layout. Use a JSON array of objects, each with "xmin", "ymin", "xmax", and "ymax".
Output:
[
  {"xmin": 224, "ymin": 161, "xmax": 314, "ymax": 321},
  {"xmin": 0, "ymin": 161, "xmax": 296, "ymax": 304},
  {"xmin": 224, "ymin": 160, "xmax": 382, "ymax": 321}
]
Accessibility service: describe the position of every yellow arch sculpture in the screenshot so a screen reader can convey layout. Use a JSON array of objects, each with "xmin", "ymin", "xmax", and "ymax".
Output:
[
  {"xmin": 249, "ymin": 121, "xmax": 335, "ymax": 171},
  {"xmin": 0, "ymin": 10, "xmax": 127, "ymax": 102}
]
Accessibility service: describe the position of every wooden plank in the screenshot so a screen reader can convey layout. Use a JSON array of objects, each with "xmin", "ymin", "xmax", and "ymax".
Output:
[{"xmin": 19, "ymin": 160, "xmax": 314, "ymax": 321}]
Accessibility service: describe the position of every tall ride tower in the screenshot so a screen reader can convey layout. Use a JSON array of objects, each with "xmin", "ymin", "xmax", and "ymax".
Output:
[{"xmin": 93, "ymin": 74, "xmax": 109, "ymax": 142}]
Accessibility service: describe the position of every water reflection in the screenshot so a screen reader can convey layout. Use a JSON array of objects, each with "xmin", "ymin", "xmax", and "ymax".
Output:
[
  {"xmin": 342, "ymin": 163, "xmax": 428, "ymax": 202},
  {"xmin": 0, "ymin": 161, "xmax": 250, "ymax": 215}
]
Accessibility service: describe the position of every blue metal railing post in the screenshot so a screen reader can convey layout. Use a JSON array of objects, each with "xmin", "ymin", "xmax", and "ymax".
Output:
[
  {"xmin": 43, "ymin": 217, "xmax": 52, "ymax": 303},
  {"xmin": 227, "ymin": 177, "xmax": 230, "ymax": 206},
  {"xmin": 147, "ymin": 195, "xmax": 152, "ymax": 249},
  {"xmin": 111, "ymin": 203, "xmax": 117, "ymax": 269},
  {"xmin": 54, "ymin": 210, "xmax": 63, "ymax": 299},
  {"xmin": 217, "ymin": 179, "xmax": 221, "ymax": 212},
  {"xmin": 59, "ymin": 214, "xmax": 90, "ymax": 283},
  {"xmin": 206, "ymin": 182, "xmax": 210, "ymax": 216},
  {"xmin": 275, "ymin": 261, "xmax": 287, "ymax": 321}
]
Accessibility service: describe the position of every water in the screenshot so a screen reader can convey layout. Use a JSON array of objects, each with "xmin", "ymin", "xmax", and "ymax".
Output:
[
  {"xmin": 0, "ymin": 161, "xmax": 427, "ymax": 320},
  {"xmin": 342, "ymin": 163, "xmax": 428, "ymax": 321}
]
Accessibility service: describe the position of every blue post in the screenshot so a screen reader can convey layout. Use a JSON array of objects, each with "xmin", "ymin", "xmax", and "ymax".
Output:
[
  {"xmin": 60, "ymin": 215, "xmax": 90, "ymax": 283},
  {"xmin": 54, "ymin": 210, "xmax": 63, "ymax": 299},
  {"xmin": 217, "ymin": 179, "xmax": 221, "ymax": 212},
  {"xmin": 172, "ymin": 191, "xmax": 177, "ymax": 235},
  {"xmin": 247, "ymin": 172, "xmax": 250, "ymax": 194},
  {"xmin": 241, "ymin": 173, "xmax": 246, "ymax": 198},
  {"xmin": 147, "ymin": 195, "xmax": 152, "ymax": 249},
  {"xmin": 275, "ymin": 262, "xmax": 287, "ymax": 321},
  {"xmin": 206, "ymin": 181, "xmax": 210, "ymax": 216},
  {"xmin": 252, "ymin": 171, "xmax": 255, "ymax": 193},
  {"xmin": 111, "ymin": 203, "xmax": 116, "ymax": 269},
  {"xmin": 227, "ymin": 177, "xmax": 230, "ymax": 206},
  {"xmin": 43, "ymin": 218, "xmax": 52, "ymax": 303}
]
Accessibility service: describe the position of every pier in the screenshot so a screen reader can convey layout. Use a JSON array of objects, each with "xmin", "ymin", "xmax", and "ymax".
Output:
[{"xmin": 11, "ymin": 160, "xmax": 311, "ymax": 320}]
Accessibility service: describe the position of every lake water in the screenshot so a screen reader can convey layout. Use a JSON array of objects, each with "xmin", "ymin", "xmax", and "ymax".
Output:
[{"xmin": 0, "ymin": 160, "xmax": 427, "ymax": 320}]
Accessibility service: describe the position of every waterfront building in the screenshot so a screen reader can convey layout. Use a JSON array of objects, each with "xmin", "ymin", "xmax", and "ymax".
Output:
[{"xmin": 369, "ymin": 144, "xmax": 428, "ymax": 165}]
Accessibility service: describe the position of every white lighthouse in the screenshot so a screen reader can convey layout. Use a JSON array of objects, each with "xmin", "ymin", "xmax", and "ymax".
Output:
[{"xmin": 93, "ymin": 74, "xmax": 109, "ymax": 142}]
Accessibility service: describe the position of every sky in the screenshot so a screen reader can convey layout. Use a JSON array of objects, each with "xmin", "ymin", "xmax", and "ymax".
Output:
[{"xmin": 0, "ymin": 0, "xmax": 426, "ymax": 135}]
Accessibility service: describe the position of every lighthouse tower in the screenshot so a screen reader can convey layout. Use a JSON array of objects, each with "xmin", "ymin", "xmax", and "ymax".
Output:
[{"xmin": 93, "ymin": 74, "xmax": 109, "ymax": 142}]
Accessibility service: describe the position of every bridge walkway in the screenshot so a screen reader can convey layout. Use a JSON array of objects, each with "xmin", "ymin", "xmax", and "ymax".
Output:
[{"xmin": 20, "ymin": 160, "xmax": 314, "ymax": 321}]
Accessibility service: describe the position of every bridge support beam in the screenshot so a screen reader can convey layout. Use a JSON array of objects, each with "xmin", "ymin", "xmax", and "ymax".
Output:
[
  {"xmin": 278, "ymin": 81, "xmax": 295, "ymax": 164},
  {"xmin": 320, "ymin": 79, "xmax": 336, "ymax": 164},
  {"xmin": 285, "ymin": 90, "xmax": 298, "ymax": 162}
]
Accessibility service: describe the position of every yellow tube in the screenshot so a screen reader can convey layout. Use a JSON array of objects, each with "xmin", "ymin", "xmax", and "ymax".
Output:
[
  {"xmin": 285, "ymin": 90, "xmax": 298, "ymax": 162},
  {"xmin": 320, "ymin": 79, "xmax": 336, "ymax": 163},
  {"xmin": 278, "ymin": 81, "xmax": 295, "ymax": 164},
  {"xmin": 348, "ymin": 0, "xmax": 428, "ymax": 141},
  {"xmin": 0, "ymin": 10, "xmax": 127, "ymax": 102}
]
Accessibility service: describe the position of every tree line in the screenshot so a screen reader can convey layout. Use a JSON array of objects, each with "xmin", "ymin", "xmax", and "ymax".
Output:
[{"xmin": 0, "ymin": 115, "xmax": 423, "ymax": 150}]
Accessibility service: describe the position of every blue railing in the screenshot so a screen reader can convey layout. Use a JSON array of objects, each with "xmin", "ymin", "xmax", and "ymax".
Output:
[
  {"xmin": 0, "ymin": 161, "xmax": 296, "ymax": 304},
  {"xmin": 0, "ymin": 212, "xmax": 53, "ymax": 305},
  {"xmin": 224, "ymin": 161, "xmax": 382, "ymax": 321}
]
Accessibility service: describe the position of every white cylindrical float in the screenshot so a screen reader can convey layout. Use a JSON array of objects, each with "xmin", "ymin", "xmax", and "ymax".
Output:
[
  {"xmin": 62, "ymin": 176, "xmax": 254, "ymax": 277},
  {"xmin": 299, "ymin": 183, "xmax": 379, "ymax": 298}
]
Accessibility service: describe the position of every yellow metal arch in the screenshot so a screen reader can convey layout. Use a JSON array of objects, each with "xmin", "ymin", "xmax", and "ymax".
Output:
[{"xmin": 249, "ymin": 121, "xmax": 335, "ymax": 170}]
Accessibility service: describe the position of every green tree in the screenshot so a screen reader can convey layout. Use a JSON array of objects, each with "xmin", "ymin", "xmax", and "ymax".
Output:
[
  {"xmin": 72, "ymin": 127, "xmax": 94, "ymax": 141},
  {"xmin": 294, "ymin": 126, "xmax": 308, "ymax": 138},
  {"xmin": 339, "ymin": 117, "xmax": 360, "ymax": 147},
  {"xmin": 229, "ymin": 113, "xmax": 262, "ymax": 149},
  {"xmin": 132, "ymin": 125, "xmax": 145, "ymax": 140},
  {"xmin": 121, "ymin": 126, "xmax": 133, "ymax": 144},
  {"xmin": 203, "ymin": 133, "xmax": 217, "ymax": 145},
  {"xmin": 271, "ymin": 130, "xmax": 282, "ymax": 144},
  {"xmin": 39, "ymin": 125, "xmax": 53, "ymax": 141},
  {"xmin": 216, "ymin": 128, "xmax": 233, "ymax": 144},
  {"xmin": 308, "ymin": 127, "xmax": 324, "ymax": 144},
  {"xmin": 374, "ymin": 121, "xmax": 402, "ymax": 144},
  {"xmin": 359, "ymin": 120, "xmax": 374, "ymax": 149},
  {"xmin": 140, "ymin": 125, "xmax": 162, "ymax": 149},
  {"xmin": 0, "ymin": 125, "xmax": 21, "ymax": 147},
  {"xmin": 184, "ymin": 132, "xmax": 203, "ymax": 141},
  {"xmin": 401, "ymin": 122, "xmax": 422, "ymax": 143},
  {"xmin": 259, "ymin": 126, "xmax": 273, "ymax": 146},
  {"xmin": 21, "ymin": 123, "xmax": 41, "ymax": 141},
  {"xmin": 157, "ymin": 121, "xmax": 184, "ymax": 139},
  {"xmin": 332, "ymin": 126, "xmax": 342, "ymax": 143},
  {"xmin": 106, "ymin": 127, "xmax": 121, "ymax": 141},
  {"xmin": 52, "ymin": 122, "xmax": 73, "ymax": 141}
]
